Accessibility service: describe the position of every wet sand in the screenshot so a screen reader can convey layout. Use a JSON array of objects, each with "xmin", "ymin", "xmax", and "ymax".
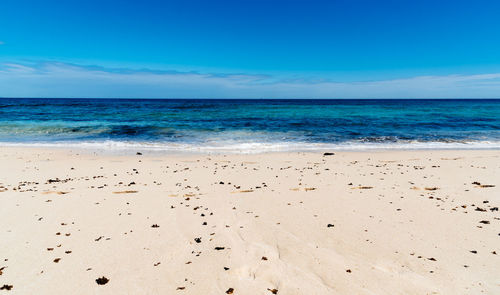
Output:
[{"xmin": 0, "ymin": 148, "xmax": 499, "ymax": 294}]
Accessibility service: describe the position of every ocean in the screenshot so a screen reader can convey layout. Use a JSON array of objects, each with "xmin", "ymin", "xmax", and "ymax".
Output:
[{"xmin": 0, "ymin": 98, "xmax": 499, "ymax": 153}]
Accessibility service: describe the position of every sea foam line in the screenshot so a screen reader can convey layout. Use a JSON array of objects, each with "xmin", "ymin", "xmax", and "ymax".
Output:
[{"xmin": 1, "ymin": 139, "xmax": 500, "ymax": 154}]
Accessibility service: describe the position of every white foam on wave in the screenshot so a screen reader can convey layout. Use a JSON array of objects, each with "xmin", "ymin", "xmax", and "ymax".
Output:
[{"xmin": 1, "ymin": 139, "xmax": 500, "ymax": 154}]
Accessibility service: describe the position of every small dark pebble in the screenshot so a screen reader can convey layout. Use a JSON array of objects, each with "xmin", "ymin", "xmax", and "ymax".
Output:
[
  {"xmin": 0, "ymin": 285, "xmax": 13, "ymax": 291},
  {"xmin": 194, "ymin": 237, "xmax": 201, "ymax": 243},
  {"xmin": 214, "ymin": 247, "xmax": 225, "ymax": 250},
  {"xmin": 96, "ymin": 276, "xmax": 109, "ymax": 285},
  {"xmin": 226, "ymin": 288, "xmax": 234, "ymax": 294},
  {"xmin": 327, "ymin": 224, "xmax": 334, "ymax": 228},
  {"xmin": 323, "ymin": 152, "xmax": 335, "ymax": 156}
]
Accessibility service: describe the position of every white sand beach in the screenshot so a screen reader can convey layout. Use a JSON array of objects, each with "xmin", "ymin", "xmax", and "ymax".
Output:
[{"xmin": 0, "ymin": 148, "xmax": 499, "ymax": 294}]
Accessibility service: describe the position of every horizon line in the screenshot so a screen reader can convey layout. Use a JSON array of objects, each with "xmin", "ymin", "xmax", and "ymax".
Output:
[{"xmin": 2, "ymin": 97, "xmax": 500, "ymax": 100}]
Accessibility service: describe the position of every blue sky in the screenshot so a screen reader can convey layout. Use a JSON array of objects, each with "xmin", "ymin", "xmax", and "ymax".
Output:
[{"xmin": 1, "ymin": 0, "xmax": 500, "ymax": 98}]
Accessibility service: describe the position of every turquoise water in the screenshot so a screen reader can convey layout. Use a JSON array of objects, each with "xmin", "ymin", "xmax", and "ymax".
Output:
[{"xmin": 0, "ymin": 98, "xmax": 499, "ymax": 152}]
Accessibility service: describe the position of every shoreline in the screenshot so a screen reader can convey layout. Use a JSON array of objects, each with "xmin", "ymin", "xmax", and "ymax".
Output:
[
  {"xmin": 1, "ymin": 141, "xmax": 500, "ymax": 156},
  {"xmin": 1, "ymin": 146, "xmax": 500, "ymax": 160},
  {"xmin": 0, "ymin": 147, "xmax": 498, "ymax": 294}
]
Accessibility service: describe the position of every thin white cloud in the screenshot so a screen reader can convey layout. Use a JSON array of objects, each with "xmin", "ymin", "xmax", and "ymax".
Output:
[
  {"xmin": 1, "ymin": 61, "xmax": 500, "ymax": 98},
  {"xmin": 1, "ymin": 63, "xmax": 37, "ymax": 73}
]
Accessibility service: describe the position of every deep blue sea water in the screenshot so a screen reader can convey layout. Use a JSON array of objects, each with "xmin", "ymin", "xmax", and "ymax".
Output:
[{"xmin": 0, "ymin": 98, "xmax": 499, "ymax": 152}]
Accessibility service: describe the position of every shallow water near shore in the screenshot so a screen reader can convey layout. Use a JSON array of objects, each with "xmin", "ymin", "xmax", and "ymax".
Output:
[{"xmin": 1, "ymin": 98, "xmax": 499, "ymax": 152}]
